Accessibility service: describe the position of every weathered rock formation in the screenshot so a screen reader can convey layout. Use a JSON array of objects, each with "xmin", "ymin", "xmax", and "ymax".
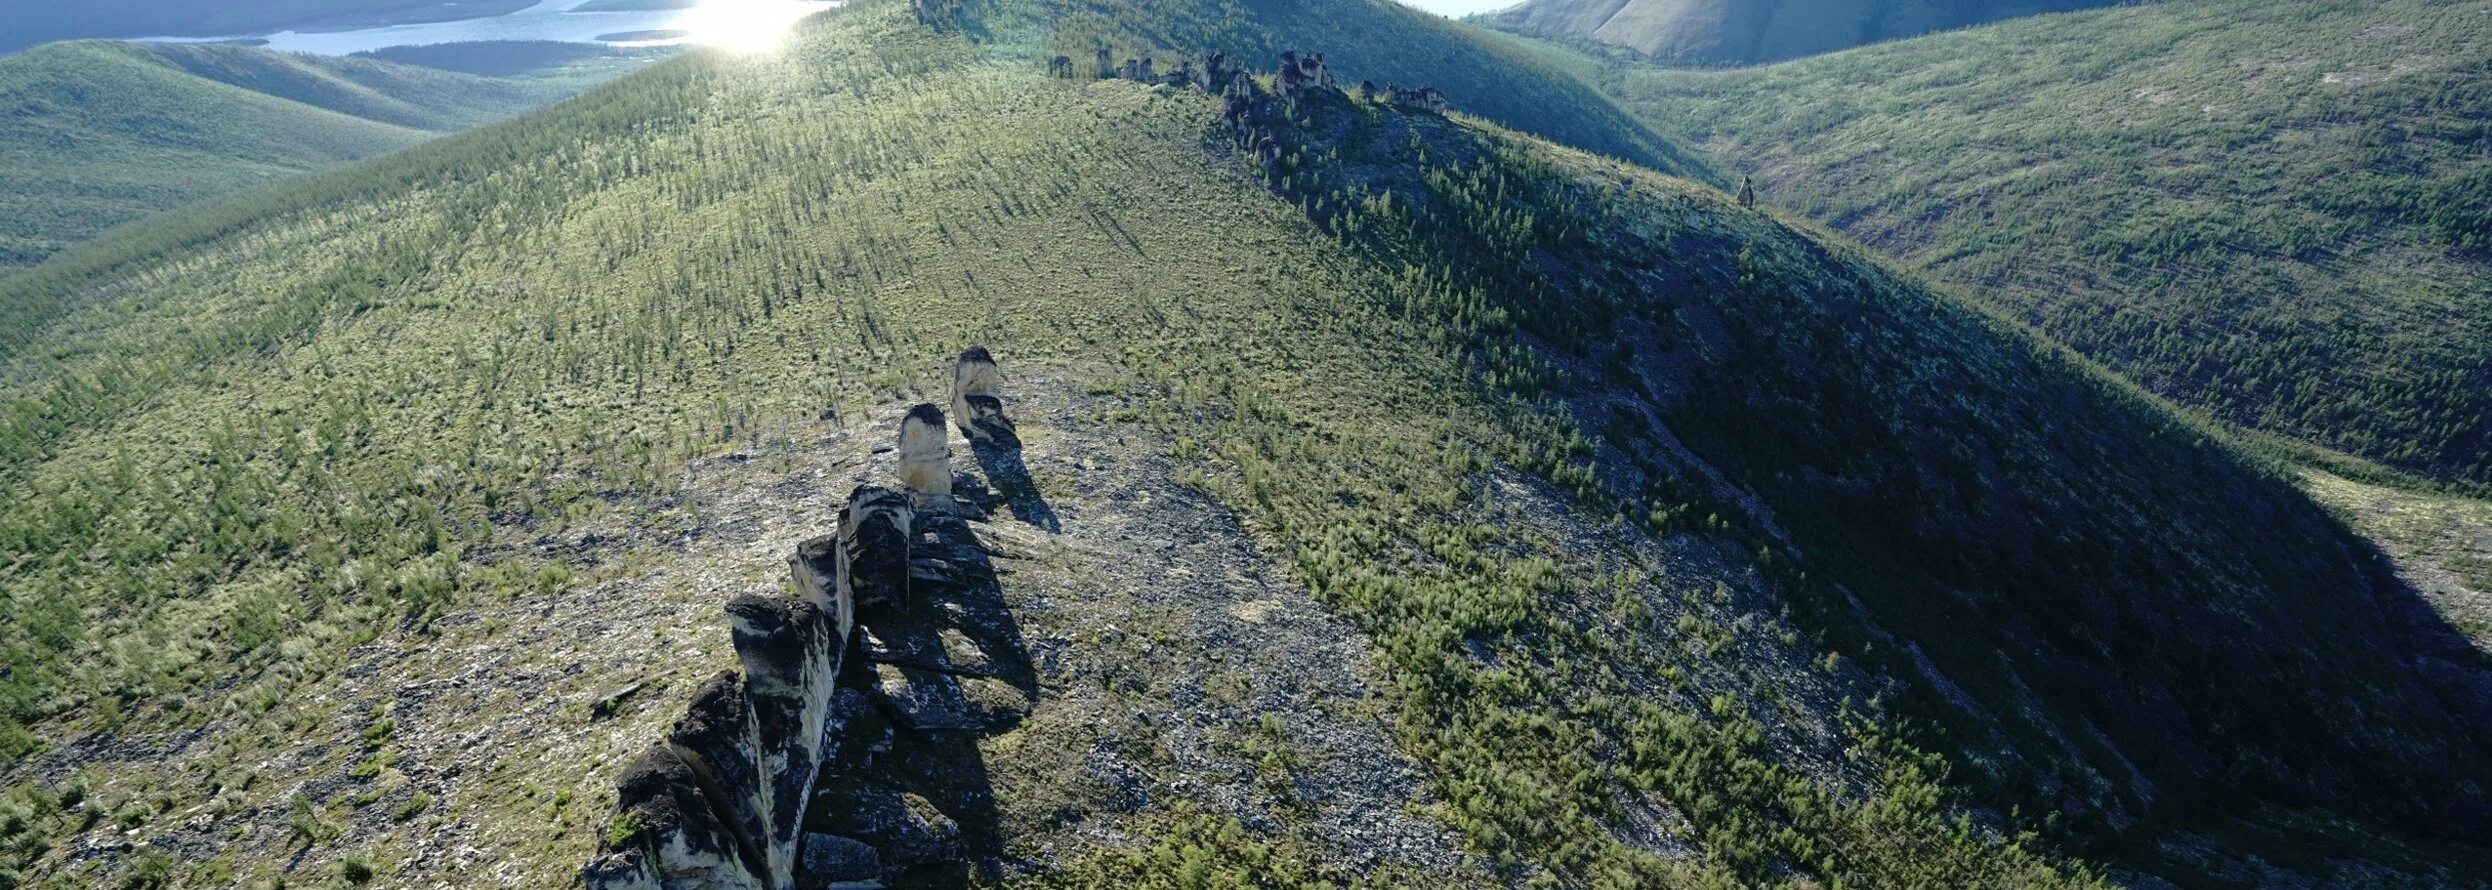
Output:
[
  {"xmin": 897, "ymin": 404, "xmax": 953, "ymax": 511},
  {"xmin": 1275, "ymin": 50, "xmax": 1337, "ymax": 102},
  {"xmin": 1385, "ymin": 84, "xmax": 1448, "ymax": 114},
  {"xmin": 1161, "ymin": 59, "xmax": 1196, "ymax": 88},
  {"xmin": 585, "ymin": 590, "xmax": 851, "ymax": 890},
  {"xmin": 828, "ymin": 486, "xmax": 912, "ymax": 613},
  {"xmin": 950, "ymin": 347, "xmax": 1016, "ymax": 448},
  {"xmin": 1046, "ymin": 55, "xmax": 1073, "ymax": 77},
  {"xmin": 588, "ymin": 354, "xmax": 1036, "ymax": 889},
  {"xmin": 1092, "ymin": 46, "xmax": 1113, "ymax": 80}
]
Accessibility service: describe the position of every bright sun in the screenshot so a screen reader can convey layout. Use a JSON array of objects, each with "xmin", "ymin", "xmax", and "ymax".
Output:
[{"xmin": 672, "ymin": 0, "xmax": 829, "ymax": 53}]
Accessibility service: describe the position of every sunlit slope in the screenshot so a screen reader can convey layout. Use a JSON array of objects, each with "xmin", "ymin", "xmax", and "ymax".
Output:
[
  {"xmin": 1566, "ymin": 0, "xmax": 2492, "ymax": 484},
  {"xmin": 0, "ymin": 40, "xmax": 574, "ymax": 270},
  {"xmin": 136, "ymin": 42, "xmax": 566, "ymax": 130},
  {"xmin": 0, "ymin": 1, "xmax": 2483, "ymax": 887},
  {"xmin": 1481, "ymin": 0, "xmax": 2118, "ymax": 64},
  {"xmin": 977, "ymin": 0, "xmax": 1711, "ymax": 181}
]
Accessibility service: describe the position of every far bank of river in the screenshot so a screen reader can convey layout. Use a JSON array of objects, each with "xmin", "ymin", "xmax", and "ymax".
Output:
[{"xmin": 139, "ymin": 0, "xmax": 837, "ymax": 55}]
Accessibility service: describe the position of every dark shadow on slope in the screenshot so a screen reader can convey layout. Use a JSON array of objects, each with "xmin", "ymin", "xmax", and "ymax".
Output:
[
  {"xmin": 1231, "ymin": 88, "xmax": 2492, "ymax": 874},
  {"xmin": 968, "ymin": 436, "xmax": 1060, "ymax": 533},
  {"xmin": 806, "ymin": 509, "xmax": 1036, "ymax": 886}
]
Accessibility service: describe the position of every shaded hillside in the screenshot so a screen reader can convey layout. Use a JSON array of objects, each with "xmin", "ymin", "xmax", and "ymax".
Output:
[
  {"xmin": 1481, "ymin": 0, "xmax": 2118, "ymax": 65},
  {"xmin": 0, "ymin": 1, "xmax": 2483, "ymax": 887},
  {"xmin": 0, "ymin": 0, "xmax": 535, "ymax": 52},
  {"xmin": 1541, "ymin": 0, "xmax": 2492, "ymax": 484},
  {"xmin": 0, "ymin": 41, "xmax": 597, "ymax": 270}
]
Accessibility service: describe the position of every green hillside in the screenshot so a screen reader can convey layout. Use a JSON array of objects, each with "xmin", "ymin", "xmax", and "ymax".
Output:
[
  {"xmin": 1480, "ymin": 0, "xmax": 2118, "ymax": 65},
  {"xmin": 0, "ymin": 41, "xmax": 594, "ymax": 270},
  {"xmin": 0, "ymin": 1, "xmax": 2485, "ymax": 887},
  {"xmin": 1531, "ymin": 0, "xmax": 2492, "ymax": 484}
]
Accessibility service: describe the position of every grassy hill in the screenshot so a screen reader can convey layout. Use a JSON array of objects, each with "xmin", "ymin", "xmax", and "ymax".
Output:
[
  {"xmin": 0, "ymin": 41, "xmax": 602, "ymax": 270},
  {"xmin": 1479, "ymin": 0, "xmax": 2120, "ymax": 65},
  {"xmin": 0, "ymin": 1, "xmax": 2485, "ymax": 887},
  {"xmin": 1524, "ymin": 0, "xmax": 2492, "ymax": 485}
]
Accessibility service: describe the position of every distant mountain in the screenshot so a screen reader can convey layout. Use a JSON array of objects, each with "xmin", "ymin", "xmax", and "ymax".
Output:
[
  {"xmin": 0, "ymin": 0, "xmax": 535, "ymax": 53},
  {"xmin": 1525, "ymin": 0, "xmax": 2492, "ymax": 485},
  {"xmin": 0, "ymin": 41, "xmax": 591, "ymax": 269},
  {"xmin": 1482, "ymin": 0, "xmax": 2120, "ymax": 64}
]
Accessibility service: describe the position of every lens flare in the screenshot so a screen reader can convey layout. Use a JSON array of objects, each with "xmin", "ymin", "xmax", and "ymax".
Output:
[{"xmin": 671, "ymin": 0, "xmax": 829, "ymax": 53}]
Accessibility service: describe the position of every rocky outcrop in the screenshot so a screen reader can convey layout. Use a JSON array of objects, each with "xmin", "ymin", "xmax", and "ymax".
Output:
[
  {"xmin": 897, "ymin": 404, "xmax": 953, "ymax": 511},
  {"xmin": 831, "ymin": 486, "xmax": 912, "ymax": 613},
  {"xmin": 950, "ymin": 347, "xmax": 1016, "ymax": 447},
  {"xmin": 1046, "ymin": 55, "xmax": 1073, "ymax": 77},
  {"xmin": 588, "ymin": 353, "xmax": 1035, "ymax": 890},
  {"xmin": 1274, "ymin": 50, "xmax": 1337, "ymax": 102},
  {"xmin": 1385, "ymin": 84, "xmax": 1448, "ymax": 114},
  {"xmin": 1093, "ymin": 47, "xmax": 1113, "ymax": 80}
]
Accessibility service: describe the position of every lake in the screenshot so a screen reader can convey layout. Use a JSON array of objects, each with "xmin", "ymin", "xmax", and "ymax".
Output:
[{"xmin": 141, "ymin": 0, "xmax": 840, "ymax": 54}]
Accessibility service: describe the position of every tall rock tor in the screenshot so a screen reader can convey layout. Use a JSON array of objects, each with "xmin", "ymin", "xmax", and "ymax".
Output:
[
  {"xmin": 950, "ymin": 347, "xmax": 1016, "ymax": 446},
  {"xmin": 832, "ymin": 486, "xmax": 913, "ymax": 613},
  {"xmin": 898, "ymin": 404, "xmax": 954, "ymax": 511},
  {"xmin": 726, "ymin": 596, "xmax": 839, "ymax": 883}
]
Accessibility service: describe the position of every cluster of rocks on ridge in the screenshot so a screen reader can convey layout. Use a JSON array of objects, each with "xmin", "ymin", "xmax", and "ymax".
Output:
[
  {"xmin": 584, "ymin": 350, "xmax": 1038, "ymax": 889},
  {"xmin": 1048, "ymin": 46, "xmax": 1449, "ymax": 117}
]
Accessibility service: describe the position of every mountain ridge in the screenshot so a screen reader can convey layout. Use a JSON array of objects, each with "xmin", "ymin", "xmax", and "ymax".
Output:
[{"xmin": 0, "ymin": 1, "xmax": 2483, "ymax": 887}]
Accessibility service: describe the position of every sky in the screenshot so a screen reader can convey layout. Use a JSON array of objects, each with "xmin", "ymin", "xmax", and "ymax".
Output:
[{"xmin": 1396, "ymin": 0, "xmax": 1520, "ymax": 18}]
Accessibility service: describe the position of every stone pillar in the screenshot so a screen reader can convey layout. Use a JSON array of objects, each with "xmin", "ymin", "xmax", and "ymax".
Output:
[
  {"xmin": 898, "ymin": 404, "xmax": 953, "ymax": 511},
  {"xmin": 837, "ymin": 485, "xmax": 912, "ymax": 611},
  {"xmin": 951, "ymin": 347, "xmax": 1015, "ymax": 445},
  {"xmin": 662, "ymin": 673, "xmax": 774, "ymax": 887},
  {"xmin": 727, "ymin": 596, "xmax": 838, "ymax": 886}
]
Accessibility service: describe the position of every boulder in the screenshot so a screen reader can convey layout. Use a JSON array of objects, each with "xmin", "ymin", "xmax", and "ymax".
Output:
[{"xmin": 799, "ymin": 833, "xmax": 881, "ymax": 885}]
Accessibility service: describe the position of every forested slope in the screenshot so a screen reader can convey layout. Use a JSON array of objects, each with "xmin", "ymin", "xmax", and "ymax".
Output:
[
  {"xmin": 1537, "ymin": 0, "xmax": 2492, "ymax": 483},
  {"xmin": 0, "ymin": 41, "xmax": 591, "ymax": 270},
  {"xmin": 0, "ymin": 1, "xmax": 2483, "ymax": 887}
]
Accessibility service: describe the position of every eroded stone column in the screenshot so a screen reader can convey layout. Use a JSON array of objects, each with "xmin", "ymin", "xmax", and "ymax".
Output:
[
  {"xmin": 727, "ymin": 596, "xmax": 837, "ymax": 886},
  {"xmin": 837, "ymin": 485, "xmax": 912, "ymax": 612},
  {"xmin": 898, "ymin": 404, "xmax": 953, "ymax": 511},
  {"xmin": 950, "ymin": 347, "xmax": 1016, "ymax": 445}
]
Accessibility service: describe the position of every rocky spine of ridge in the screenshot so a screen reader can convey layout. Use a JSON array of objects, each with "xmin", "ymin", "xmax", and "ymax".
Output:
[
  {"xmin": 584, "ymin": 350, "xmax": 1037, "ymax": 889},
  {"xmin": 1049, "ymin": 45, "xmax": 1451, "ymax": 125}
]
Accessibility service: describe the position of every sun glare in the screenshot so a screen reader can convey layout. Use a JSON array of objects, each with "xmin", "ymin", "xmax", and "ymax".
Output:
[{"xmin": 673, "ymin": 0, "xmax": 828, "ymax": 53}]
